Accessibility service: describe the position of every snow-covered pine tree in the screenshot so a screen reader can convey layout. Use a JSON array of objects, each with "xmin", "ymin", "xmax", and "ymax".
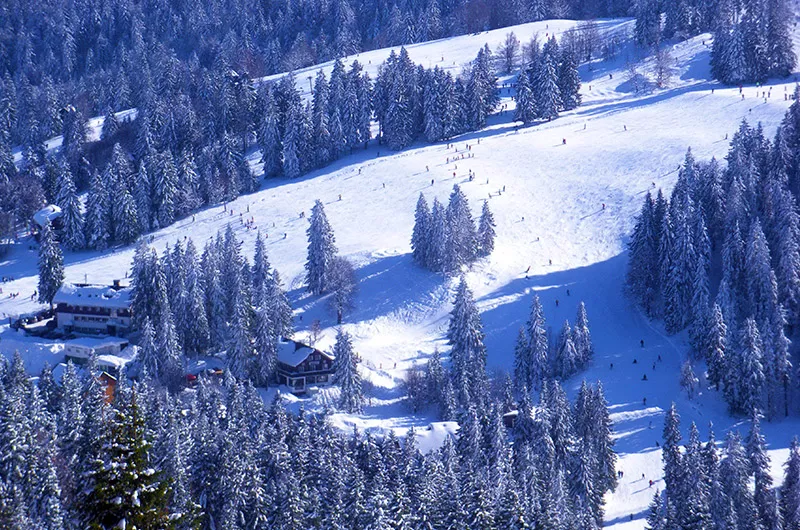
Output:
[
  {"xmin": 572, "ymin": 301, "xmax": 593, "ymax": 368},
  {"xmin": 152, "ymin": 150, "xmax": 177, "ymax": 229},
  {"xmin": 634, "ymin": 0, "xmax": 662, "ymax": 46},
  {"xmin": 477, "ymin": 200, "xmax": 496, "ymax": 257},
  {"xmin": 646, "ymin": 490, "xmax": 667, "ymax": 530},
  {"xmin": 514, "ymin": 68, "xmax": 536, "ymax": 124},
  {"xmin": 527, "ymin": 295, "xmax": 550, "ymax": 390},
  {"xmin": 627, "ymin": 192, "xmax": 659, "ymax": 315},
  {"xmin": 84, "ymin": 170, "xmax": 111, "ymax": 250},
  {"xmin": 680, "ymin": 360, "xmax": 699, "ymax": 399},
  {"xmin": 134, "ymin": 160, "xmax": 153, "ymax": 233},
  {"xmin": 662, "ymin": 404, "xmax": 684, "ymax": 505},
  {"xmin": 37, "ymin": 219, "xmax": 63, "ymax": 307},
  {"xmin": 111, "ymin": 180, "xmax": 140, "ymax": 244},
  {"xmin": 332, "ymin": 328, "xmax": 364, "ymax": 413},
  {"xmin": 720, "ymin": 431, "xmax": 760, "ymax": 528},
  {"xmin": 412, "ymin": 193, "xmax": 431, "ymax": 266},
  {"xmin": 258, "ymin": 88, "xmax": 282, "ymax": 178},
  {"xmin": 746, "ymin": 411, "xmax": 782, "ymax": 530},
  {"xmin": 781, "ymin": 437, "xmax": 800, "ymax": 528},
  {"xmin": 705, "ymin": 303, "xmax": 727, "ymax": 391},
  {"xmin": 532, "ymin": 53, "xmax": 561, "ymax": 121},
  {"xmin": 282, "ymin": 98, "xmax": 304, "ymax": 178},
  {"xmin": 85, "ymin": 388, "xmax": 174, "ymax": 529},
  {"xmin": 766, "ymin": 0, "xmax": 797, "ymax": 77},
  {"xmin": 447, "ymin": 276, "xmax": 486, "ymax": 407},
  {"xmin": 557, "ymin": 49, "xmax": 582, "ymax": 111},
  {"xmin": 138, "ymin": 317, "xmax": 159, "ymax": 379},
  {"xmin": 513, "ymin": 328, "xmax": 532, "ymax": 394},
  {"xmin": 305, "ymin": 199, "xmax": 338, "ymax": 295},
  {"xmin": 428, "ymin": 198, "xmax": 448, "ymax": 272},
  {"xmin": 180, "ymin": 240, "xmax": 210, "ymax": 357},
  {"xmin": 445, "ymin": 184, "xmax": 477, "ymax": 272},
  {"xmin": 465, "ymin": 45, "xmax": 498, "ymax": 130},
  {"xmin": 730, "ymin": 317, "xmax": 766, "ymax": 416},
  {"xmin": 554, "ymin": 320, "xmax": 578, "ymax": 378}
]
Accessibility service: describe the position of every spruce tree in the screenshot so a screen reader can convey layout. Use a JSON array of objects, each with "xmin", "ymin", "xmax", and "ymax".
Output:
[
  {"xmin": 447, "ymin": 276, "xmax": 486, "ymax": 407},
  {"xmin": 705, "ymin": 304, "xmax": 727, "ymax": 391},
  {"xmin": 37, "ymin": 219, "xmax": 64, "ymax": 307},
  {"xmin": 554, "ymin": 320, "xmax": 578, "ymax": 378},
  {"xmin": 412, "ymin": 193, "xmax": 431, "ymax": 266},
  {"xmin": 305, "ymin": 199, "xmax": 338, "ymax": 295},
  {"xmin": 85, "ymin": 389, "xmax": 175, "ymax": 530},
  {"xmin": 527, "ymin": 295, "xmax": 550, "ymax": 390},
  {"xmin": 56, "ymin": 166, "xmax": 85, "ymax": 250},
  {"xmin": 781, "ymin": 437, "xmax": 800, "ymax": 528},
  {"xmin": 532, "ymin": 54, "xmax": 561, "ymax": 121},
  {"xmin": 332, "ymin": 329, "xmax": 364, "ymax": 413},
  {"xmin": 557, "ymin": 50, "xmax": 582, "ymax": 111},
  {"xmin": 85, "ymin": 170, "xmax": 111, "ymax": 250},
  {"xmin": 514, "ymin": 68, "xmax": 536, "ymax": 124},
  {"xmin": 477, "ymin": 200, "xmax": 496, "ymax": 257}
]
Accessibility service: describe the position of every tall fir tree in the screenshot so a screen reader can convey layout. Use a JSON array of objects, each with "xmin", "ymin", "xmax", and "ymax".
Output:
[
  {"xmin": 37, "ymin": 219, "xmax": 64, "ymax": 307},
  {"xmin": 305, "ymin": 199, "xmax": 338, "ymax": 295}
]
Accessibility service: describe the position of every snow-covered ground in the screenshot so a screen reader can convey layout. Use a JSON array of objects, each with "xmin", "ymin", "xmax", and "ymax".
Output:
[{"xmin": 3, "ymin": 18, "xmax": 800, "ymax": 528}]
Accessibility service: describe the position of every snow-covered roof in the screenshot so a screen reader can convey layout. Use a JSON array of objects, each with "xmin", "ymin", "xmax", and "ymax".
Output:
[
  {"xmin": 33, "ymin": 205, "xmax": 62, "ymax": 228},
  {"xmin": 277, "ymin": 339, "xmax": 333, "ymax": 368},
  {"xmin": 96, "ymin": 351, "xmax": 135, "ymax": 370},
  {"xmin": 53, "ymin": 283, "xmax": 132, "ymax": 309}
]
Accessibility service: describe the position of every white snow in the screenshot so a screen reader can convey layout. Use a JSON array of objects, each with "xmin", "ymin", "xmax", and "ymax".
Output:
[
  {"xmin": 3, "ymin": 17, "xmax": 800, "ymax": 528},
  {"xmin": 51, "ymin": 283, "xmax": 132, "ymax": 310},
  {"xmin": 32, "ymin": 205, "xmax": 63, "ymax": 228}
]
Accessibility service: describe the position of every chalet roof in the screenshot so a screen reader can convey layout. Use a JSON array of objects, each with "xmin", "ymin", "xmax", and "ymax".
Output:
[
  {"xmin": 53, "ymin": 283, "xmax": 133, "ymax": 310},
  {"xmin": 33, "ymin": 205, "xmax": 63, "ymax": 228},
  {"xmin": 64, "ymin": 340, "xmax": 135, "ymax": 369},
  {"xmin": 277, "ymin": 338, "xmax": 334, "ymax": 368}
]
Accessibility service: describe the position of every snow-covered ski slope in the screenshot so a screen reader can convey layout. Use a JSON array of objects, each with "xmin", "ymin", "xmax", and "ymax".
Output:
[{"xmin": 4, "ymin": 18, "xmax": 800, "ymax": 528}]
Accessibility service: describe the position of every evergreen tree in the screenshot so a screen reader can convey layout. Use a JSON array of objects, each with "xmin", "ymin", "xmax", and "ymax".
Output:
[
  {"xmin": 532, "ymin": 53, "xmax": 561, "ymax": 120},
  {"xmin": 37, "ymin": 219, "xmax": 64, "ymax": 307},
  {"xmin": 332, "ymin": 329, "xmax": 364, "ymax": 413},
  {"xmin": 747, "ymin": 411, "xmax": 781, "ymax": 530},
  {"xmin": 514, "ymin": 68, "xmax": 536, "ymax": 124},
  {"xmin": 572, "ymin": 301, "xmax": 593, "ymax": 367},
  {"xmin": 705, "ymin": 303, "xmax": 727, "ymax": 391},
  {"xmin": 447, "ymin": 276, "xmax": 486, "ymax": 406},
  {"xmin": 445, "ymin": 184, "xmax": 477, "ymax": 272},
  {"xmin": 85, "ymin": 389, "xmax": 175, "ymax": 530},
  {"xmin": 412, "ymin": 193, "xmax": 431, "ymax": 266},
  {"xmin": 634, "ymin": 0, "xmax": 661, "ymax": 46},
  {"xmin": 554, "ymin": 320, "xmax": 579, "ymax": 378},
  {"xmin": 781, "ymin": 437, "xmax": 800, "ymax": 529},
  {"xmin": 305, "ymin": 199, "xmax": 338, "ymax": 295},
  {"xmin": 477, "ymin": 200, "xmax": 496, "ymax": 257},
  {"xmin": 730, "ymin": 318, "xmax": 765, "ymax": 416},
  {"xmin": 56, "ymin": 166, "xmax": 85, "ymax": 250},
  {"xmin": 259, "ymin": 88, "xmax": 282, "ymax": 178},
  {"xmin": 557, "ymin": 50, "xmax": 582, "ymax": 111},
  {"xmin": 85, "ymin": 170, "xmax": 111, "ymax": 250}
]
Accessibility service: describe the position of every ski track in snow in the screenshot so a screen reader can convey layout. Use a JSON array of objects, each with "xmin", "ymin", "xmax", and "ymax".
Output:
[{"xmin": 4, "ymin": 18, "xmax": 800, "ymax": 528}]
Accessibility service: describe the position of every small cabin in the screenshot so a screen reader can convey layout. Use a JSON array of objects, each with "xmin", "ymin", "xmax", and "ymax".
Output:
[
  {"xmin": 63, "ymin": 337, "xmax": 134, "ymax": 376},
  {"xmin": 276, "ymin": 338, "xmax": 335, "ymax": 394},
  {"xmin": 32, "ymin": 205, "xmax": 64, "ymax": 239}
]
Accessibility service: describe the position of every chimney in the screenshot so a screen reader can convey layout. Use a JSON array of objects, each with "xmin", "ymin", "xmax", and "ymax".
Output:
[{"xmin": 112, "ymin": 279, "xmax": 121, "ymax": 289}]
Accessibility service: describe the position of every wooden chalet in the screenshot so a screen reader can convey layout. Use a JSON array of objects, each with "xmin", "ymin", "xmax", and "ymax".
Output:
[{"xmin": 276, "ymin": 338, "xmax": 335, "ymax": 394}]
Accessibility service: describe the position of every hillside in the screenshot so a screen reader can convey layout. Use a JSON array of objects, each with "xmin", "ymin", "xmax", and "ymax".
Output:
[{"xmin": 3, "ymin": 17, "xmax": 800, "ymax": 528}]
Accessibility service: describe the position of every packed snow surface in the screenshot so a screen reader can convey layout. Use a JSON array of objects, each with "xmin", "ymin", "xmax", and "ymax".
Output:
[{"xmin": 3, "ymin": 18, "xmax": 800, "ymax": 528}]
